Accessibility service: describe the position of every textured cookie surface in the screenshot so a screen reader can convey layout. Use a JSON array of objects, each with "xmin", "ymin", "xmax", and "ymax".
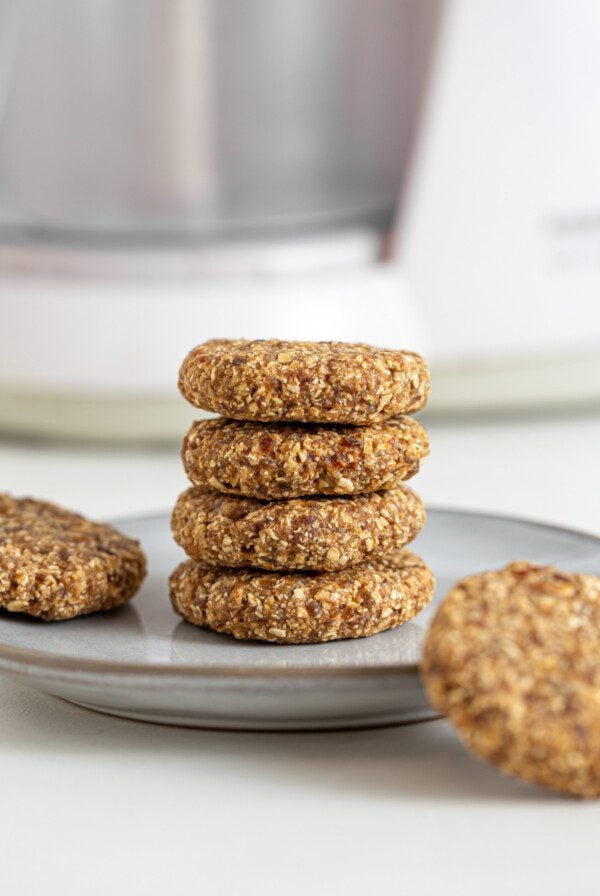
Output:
[
  {"xmin": 182, "ymin": 415, "xmax": 429, "ymax": 499},
  {"xmin": 170, "ymin": 549, "xmax": 435, "ymax": 644},
  {"xmin": 172, "ymin": 485, "xmax": 425, "ymax": 572},
  {"xmin": 421, "ymin": 561, "xmax": 600, "ymax": 798},
  {"xmin": 0, "ymin": 494, "xmax": 146, "ymax": 621},
  {"xmin": 178, "ymin": 339, "xmax": 430, "ymax": 424}
]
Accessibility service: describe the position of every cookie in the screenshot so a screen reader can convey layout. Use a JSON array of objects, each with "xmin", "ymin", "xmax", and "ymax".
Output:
[
  {"xmin": 182, "ymin": 415, "xmax": 429, "ymax": 499},
  {"xmin": 178, "ymin": 339, "xmax": 430, "ymax": 424},
  {"xmin": 0, "ymin": 494, "xmax": 146, "ymax": 621},
  {"xmin": 170, "ymin": 549, "xmax": 434, "ymax": 644},
  {"xmin": 172, "ymin": 485, "xmax": 425, "ymax": 572},
  {"xmin": 421, "ymin": 561, "xmax": 600, "ymax": 798}
]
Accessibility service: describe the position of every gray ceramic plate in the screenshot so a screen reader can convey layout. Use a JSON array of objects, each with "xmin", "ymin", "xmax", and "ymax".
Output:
[{"xmin": 0, "ymin": 509, "xmax": 598, "ymax": 730}]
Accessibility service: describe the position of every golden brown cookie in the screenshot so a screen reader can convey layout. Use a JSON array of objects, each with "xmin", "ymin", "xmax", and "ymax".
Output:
[
  {"xmin": 182, "ymin": 415, "xmax": 429, "ymax": 499},
  {"xmin": 421, "ymin": 561, "xmax": 600, "ymax": 798},
  {"xmin": 172, "ymin": 485, "xmax": 425, "ymax": 572},
  {"xmin": 178, "ymin": 339, "xmax": 430, "ymax": 424},
  {"xmin": 0, "ymin": 494, "xmax": 146, "ymax": 621},
  {"xmin": 170, "ymin": 549, "xmax": 435, "ymax": 644}
]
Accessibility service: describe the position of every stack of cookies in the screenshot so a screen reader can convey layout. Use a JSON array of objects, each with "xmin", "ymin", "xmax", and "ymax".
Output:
[{"xmin": 170, "ymin": 339, "xmax": 434, "ymax": 644}]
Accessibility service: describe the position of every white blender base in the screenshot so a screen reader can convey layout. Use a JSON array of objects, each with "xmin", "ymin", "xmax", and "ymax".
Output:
[
  {"xmin": 428, "ymin": 350, "xmax": 600, "ymax": 416},
  {"xmin": 1, "ymin": 262, "xmax": 427, "ymax": 441}
]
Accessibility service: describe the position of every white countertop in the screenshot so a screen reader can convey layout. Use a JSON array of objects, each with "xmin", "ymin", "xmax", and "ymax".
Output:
[{"xmin": 2, "ymin": 411, "xmax": 600, "ymax": 896}]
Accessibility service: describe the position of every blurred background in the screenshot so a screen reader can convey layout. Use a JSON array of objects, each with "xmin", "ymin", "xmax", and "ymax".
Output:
[{"xmin": 0, "ymin": 0, "xmax": 599, "ymax": 528}]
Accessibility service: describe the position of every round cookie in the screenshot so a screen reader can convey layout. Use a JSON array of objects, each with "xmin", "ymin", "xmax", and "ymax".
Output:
[
  {"xmin": 178, "ymin": 339, "xmax": 430, "ymax": 424},
  {"xmin": 421, "ymin": 561, "xmax": 600, "ymax": 798},
  {"xmin": 182, "ymin": 415, "xmax": 429, "ymax": 499},
  {"xmin": 0, "ymin": 494, "xmax": 146, "ymax": 621},
  {"xmin": 170, "ymin": 549, "xmax": 435, "ymax": 644},
  {"xmin": 172, "ymin": 485, "xmax": 426, "ymax": 572}
]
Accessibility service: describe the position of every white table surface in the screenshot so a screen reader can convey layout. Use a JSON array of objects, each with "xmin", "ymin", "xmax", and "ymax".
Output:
[{"xmin": 1, "ymin": 411, "xmax": 600, "ymax": 896}]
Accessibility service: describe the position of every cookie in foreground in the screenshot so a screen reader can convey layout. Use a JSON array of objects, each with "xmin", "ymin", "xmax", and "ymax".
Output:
[
  {"xmin": 170, "ymin": 549, "xmax": 434, "ymax": 644},
  {"xmin": 421, "ymin": 561, "xmax": 600, "ymax": 798},
  {"xmin": 182, "ymin": 415, "xmax": 429, "ymax": 499},
  {"xmin": 178, "ymin": 339, "xmax": 430, "ymax": 424},
  {"xmin": 0, "ymin": 494, "xmax": 146, "ymax": 621},
  {"xmin": 172, "ymin": 485, "xmax": 426, "ymax": 572}
]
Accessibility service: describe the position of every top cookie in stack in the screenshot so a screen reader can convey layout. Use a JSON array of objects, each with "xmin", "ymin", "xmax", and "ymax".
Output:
[
  {"xmin": 171, "ymin": 338, "xmax": 434, "ymax": 644},
  {"xmin": 178, "ymin": 338, "xmax": 429, "ymax": 425}
]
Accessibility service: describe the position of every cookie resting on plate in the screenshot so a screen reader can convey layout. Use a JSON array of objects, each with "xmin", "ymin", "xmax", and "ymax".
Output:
[
  {"xmin": 170, "ymin": 549, "xmax": 435, "ymax": 644},
  {"xmin": 0, "ymin": 494, "xmax": 146, "ymax": 621}
]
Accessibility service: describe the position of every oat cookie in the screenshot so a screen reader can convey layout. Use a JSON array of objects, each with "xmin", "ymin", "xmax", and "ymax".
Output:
[
  {"xmin": 172, "ymin": 485, "xmax": 425, "ymax": 572},
  {"xmin": 178, "ymin": 339, "xmax": 430, "ymax": 424},
  {"xmin": 170, "ymin": 549, "xmax": 434, "ymax": 644},
  {"xmin": 421, "ymin": 561, "xmax": 600, "ymax": 798},
  {"xmin": 0, "ymin": 494, "xmax": 146, "ymax": 621},
  {"xmin": 182, "ymin": 415, "xmax": 429, "ymax": 499}
]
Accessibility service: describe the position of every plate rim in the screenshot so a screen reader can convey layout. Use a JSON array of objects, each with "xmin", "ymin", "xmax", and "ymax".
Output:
[{"xmin": 0, "ymin": 505, "xmax": 598, "ymax": 681}]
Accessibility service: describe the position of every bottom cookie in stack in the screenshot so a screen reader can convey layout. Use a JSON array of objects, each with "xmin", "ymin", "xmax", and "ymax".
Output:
[{"xmin": 169, "ymin": 549, "xmax": 435, "ymax": 644}]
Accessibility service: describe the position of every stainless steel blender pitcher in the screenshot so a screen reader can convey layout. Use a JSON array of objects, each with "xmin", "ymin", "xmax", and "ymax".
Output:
[{"xmin": 0, "ymin": 0, "xmax": 441, "ymax": 242}]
